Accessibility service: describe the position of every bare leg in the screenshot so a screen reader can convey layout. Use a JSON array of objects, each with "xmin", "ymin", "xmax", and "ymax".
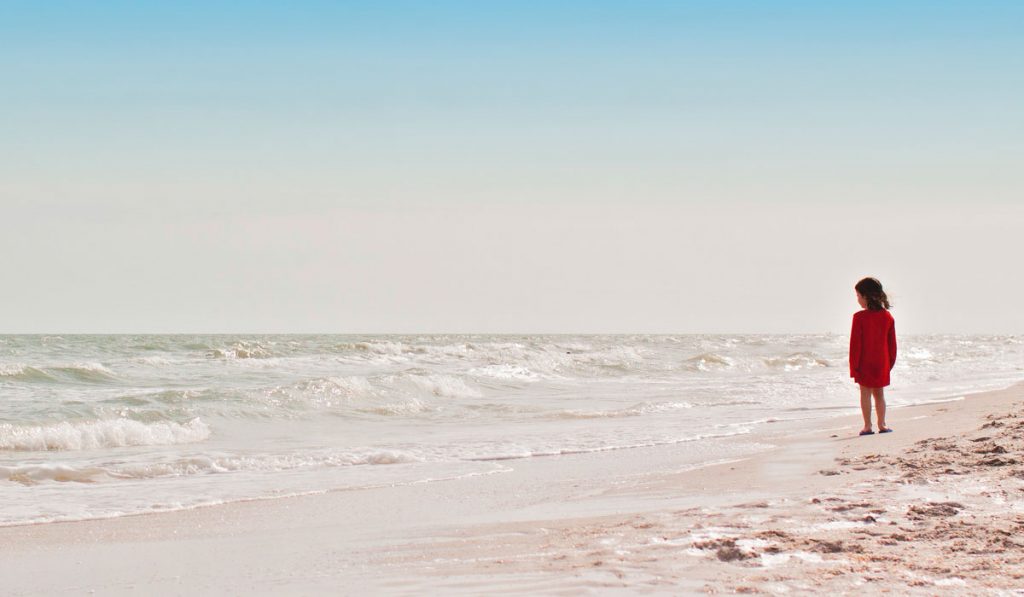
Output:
[
  {"xmin": 859, "ymin": 385, "xmax": 873, "ymax": 433},
  {"xmin": 873, "ymin": 388, "xmax": 889, "ymax": 431}
]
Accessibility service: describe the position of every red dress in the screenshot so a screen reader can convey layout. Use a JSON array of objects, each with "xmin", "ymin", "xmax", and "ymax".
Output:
[{"xmin": 849, "ymin": 309, "xmax": 897, "ymax": 388}]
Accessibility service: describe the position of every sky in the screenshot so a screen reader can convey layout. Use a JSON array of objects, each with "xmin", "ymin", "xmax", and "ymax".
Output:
[{"xmin": 1, "ymin": 1, "xmax": 1021, "ymax": 334}]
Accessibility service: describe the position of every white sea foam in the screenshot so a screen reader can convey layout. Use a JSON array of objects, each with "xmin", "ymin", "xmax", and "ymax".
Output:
[
  {"xmin": 461, "ymin": 428, "xmax": 754, "ymax": 462},
  {"xmin": 0, "ymin": 418, "xmax": 210, "ymax": 451},
  {"xmin": 0, "ymin": 333, "xmax": 1020, "ymax": 527},
  {"xmin": 351, "ymin": 340, "xmax": 408, "ymax": 355},
  {"xmin": 409, "ymin": 374, "xmax": 480, "ymax": 398},
  {"xmin": 208, "ymin": 342, "xmax": 272, "ymax": 359},
  {"xmin": 554, "ymin": 401, "xmax": 693, "ymax": 419},
  {"xmin": 1, "ymin": 447, "xmax": 422, "ymax": 484},
  {"xmin": 113, "ymin": 448, "xmax": 422, "ymax": 478},
  {"xmin": 1, "ymin": 463, "xmax": 110, "ymax": 484},
  {"xmin": 292, "ymin": 376, "xmax": 375, "ymax": 400},
  {"xmin": 579, "ymin": 345, "xmax": 645, "ymax": 370},
  {"xmin": 265, "ymin": 373, "xmax": 478, "ymax": 411},
  {"xmin": 0, "ymin": 363, "xmax": 52, "ymax": 381},
  {"xmin": 763, "ymin": 352, "xmax": 831, "ymax": 370},
  {"xmin": 468, "ymin": 364, "xmax": 540, "ymax": 381},
  {"xmin": 63, "ymin": 362, "xmax": 114, "ymax": 374},
  {"xmin": 261, "ymin": 375, "xmax": 383, "ymax": 412},
  {"xmin": 905, "ymin": 347, "xmax": 936, "ymax": 362},
  {"xmin": 0, "ymin": 363, "xmax": 28, "ymax": 376}
]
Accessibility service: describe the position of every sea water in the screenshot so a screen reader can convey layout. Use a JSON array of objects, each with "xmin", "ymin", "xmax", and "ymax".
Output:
[{"xmin": 1, "ymin": 334, "xmax": 1020, "ymax": 526}]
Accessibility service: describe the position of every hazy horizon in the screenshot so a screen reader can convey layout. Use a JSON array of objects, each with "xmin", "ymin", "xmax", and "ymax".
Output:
[{"xmin": 3, "ymin": 2, "xmax": 1021, "ymax": 335}]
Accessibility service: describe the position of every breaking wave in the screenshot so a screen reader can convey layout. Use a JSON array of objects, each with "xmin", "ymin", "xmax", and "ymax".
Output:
[
  {"xmin": 1, "ymin": 448, "xmax": 420, "ymax": 484},
  {"xmin": 0, "ymin": 364, "xmax": 53, "ymax": 382},
  {"xmin": 329, "ymin": 340, "xmax": 651, "ymax": 378},
  {"xmin": 207, "ymin": 342, "xmax": 273, "ymax": 359},
  {"xmin": 0, "ymin": 362, "xmax": 116, "ymax": 383},
  {"xmin": 683, "ymin": 353, "xmax": 734, "ymax": 372},
  {"xmin": 409, "ymin": 374, "xmax": 481, "ymax": 398},
  {"xmin": 51, "ymin": 363, "xmax": 118, "ymax": 382},
  {"xmin": 469, "ymin": 364, "xmax": 540, "ymax": 381},
  {"xmin": 265, "ymin": 372, "xmax": 481, "ymax": 412},
  {"xmin": 0, "ymin": 418, "xmax": 210, "ymax": 452},
  {"xmin": 763, "ymin": 353, "xmax": 831, "ymax": 371}
]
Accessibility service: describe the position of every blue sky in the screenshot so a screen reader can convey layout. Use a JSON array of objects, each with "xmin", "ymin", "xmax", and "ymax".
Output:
[{"xmin": 2, "ymin": 2, "xmax": 1022, "ymax": 332}]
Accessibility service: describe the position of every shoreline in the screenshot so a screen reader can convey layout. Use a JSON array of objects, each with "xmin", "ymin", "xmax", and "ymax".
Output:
[
  {"xmin": 0, "ymin": 386, "xmax": 994, "ymax": 531},
  {"xmin": 1, "ymin": 381, "xmax": 1022, "ymax": 594}
]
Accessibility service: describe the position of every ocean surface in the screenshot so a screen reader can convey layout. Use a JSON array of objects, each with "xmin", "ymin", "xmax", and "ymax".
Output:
[{"xmin": 1, "ymin": 334, "xmax": 1021, "ymax": 526}]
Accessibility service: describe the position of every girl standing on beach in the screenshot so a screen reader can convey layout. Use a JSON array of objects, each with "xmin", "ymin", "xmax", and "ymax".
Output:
[{"xmin": 850, "ymin": 277, "xmax": 897, "ymax": 436}]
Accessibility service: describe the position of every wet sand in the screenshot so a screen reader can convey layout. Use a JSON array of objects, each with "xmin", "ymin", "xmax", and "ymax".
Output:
[{"xmin": 2, "ymin": 383, "xmax": 1021, "ymax": 595}]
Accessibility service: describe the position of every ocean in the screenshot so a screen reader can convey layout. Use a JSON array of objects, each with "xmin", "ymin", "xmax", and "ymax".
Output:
[{"xmin": 1, "ymin": 334, "xmax": 1020, "ymax": 526}]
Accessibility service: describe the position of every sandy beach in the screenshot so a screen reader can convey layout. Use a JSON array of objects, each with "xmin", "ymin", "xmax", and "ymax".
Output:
[
  {"xmin": 2, "ymin": 381, "xmax": 1022, "ymax": 595},
  {"xmin": 6, "ymin": 1, "xmax": 1022, "ymax": 595}
]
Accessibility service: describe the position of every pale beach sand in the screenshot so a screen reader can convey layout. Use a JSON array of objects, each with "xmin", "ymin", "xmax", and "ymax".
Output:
[{"xmin": 2, "ymin": 382, "xmax": 1022, "ymax": 595}]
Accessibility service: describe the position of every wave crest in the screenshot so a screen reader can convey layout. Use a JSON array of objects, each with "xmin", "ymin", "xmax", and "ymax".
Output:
[
  {"xmin": 683, "ymin": 353, "xmax": 734, "ymax": 372},
  {"xmin": 469, "ymin": 364, "xmax": 540, "ymax": 382},
  {"xmin": 0, "ymin": 362, "xmax": 115, "ymax": 383},
  {"xmin": 52, "ymin": 363, "xmax": 118, "ymax": 382},
  {"xmin": 763, "ymin": 353, "xmax": 830, "ymax": 370},
  {"xmin": 208, "ymin": 342, "xmax": 272, "ymax": 359},
  {"xmin": 0, "ymin": 418, "xmax": 210, "ymax": 452},
  {"xmin": 409, "ymin": 374, "xmax": 481, "ymax": 398},
  {"xmin": 266, "ymin": 372, "xmax": 481, "ymax": 414},
  {"xmin": 0, "ymin": 364, "xmax": 54, "ymax": 382}
]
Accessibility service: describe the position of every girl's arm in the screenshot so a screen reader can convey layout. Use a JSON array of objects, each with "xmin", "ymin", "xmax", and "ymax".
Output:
[
  {"xmin": 888, "ymin": 320, "xmax": 897, "ymax": 370},
  {"xmin": 849, "ymin": 314, "xmax": 861, "ymax": 378}
]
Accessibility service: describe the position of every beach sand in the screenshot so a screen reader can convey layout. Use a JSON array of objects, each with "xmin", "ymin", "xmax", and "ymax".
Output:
[{"xmin": 2, "ymin": 383, "xmax": 1022, "ymax": 595}]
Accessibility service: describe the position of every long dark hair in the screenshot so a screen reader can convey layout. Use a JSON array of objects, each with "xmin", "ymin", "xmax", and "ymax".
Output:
[{"xmin": 855, "ymin": 277, "xmax": 891, "ymax": 311}]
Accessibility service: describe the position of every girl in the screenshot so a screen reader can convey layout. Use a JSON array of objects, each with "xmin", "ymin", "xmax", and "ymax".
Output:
[{"xmin": 850, "ymin": 277, "xmax": 897, "ymax": 436}]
